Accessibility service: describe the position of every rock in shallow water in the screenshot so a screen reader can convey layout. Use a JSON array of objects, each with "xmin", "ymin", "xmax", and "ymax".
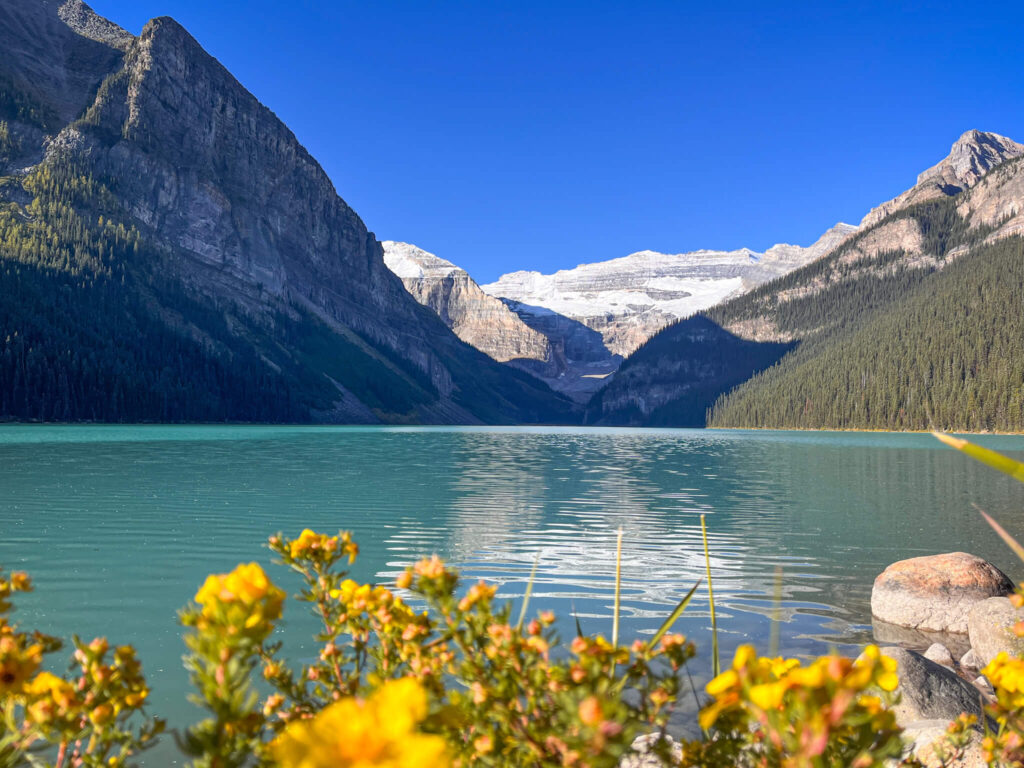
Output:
[
  {"xmin": 618, "ymin": 734, "xmax": 681, "ymax": 768},
  {"xmin": 923, "ymin": 643, "xmax": 954, "ymax": 667},
  {"xmin": 967, "ymin": 596, "xmax": 1024, "ymax": 666},
  {"xmin": 959, "ymin": 648, "xmax": 982, "ymax": 670},
  {"xmin": 867, "ymin": 647, "xmax": 990, "ymax": 727},
  {"xmin": 871, "ymin": 552, "xmax": 1013, "ymax": 633}
]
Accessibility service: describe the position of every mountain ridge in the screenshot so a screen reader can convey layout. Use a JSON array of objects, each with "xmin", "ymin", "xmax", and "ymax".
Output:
[
  {"xmin": 588, "ymin": 129, "xmax": 1024, "ymax": 429},
  {"xmin": 0, "ymin": 0, "xmax": 575, "ymax": 424}
]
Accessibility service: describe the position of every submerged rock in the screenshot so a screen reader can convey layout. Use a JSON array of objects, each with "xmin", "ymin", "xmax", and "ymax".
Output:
[
  {"xmin": 967, "ymin": 596, "xmax": 1024, "ymax": 665},
  {"xmin": 872, "ymin": 619, "xmax": 971, "ymax": 659},
  {"xmin": 871, "ymin": 553, "xmax": 1013, "ymax": 633}
]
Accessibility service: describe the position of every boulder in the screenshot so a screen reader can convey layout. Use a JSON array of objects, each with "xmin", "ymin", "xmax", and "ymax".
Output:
[
  {"xmin": 959, "ymin": 648, "xmax": 982, "ymax": 670},
  {"xmin": 900, "ymin": 719, "xmax": 986, "ymax": 768},
  {"xmin": 619, "ymin": 734, "xmax": 682, "ymax": 768},
  {"xmin": 966, "ymin": 596, "xmax": 1024, "ymax": 666},
  {"xmin": 871, "ymin": 553, "xmax": 1013, "ymax": 633},
  {"xmin": 869, "ymin": 648, "xmax": 990, "ymax": 727},
  {"xmin": 923, "ymin": 643, "xmax": 954, "ymax": 667}
]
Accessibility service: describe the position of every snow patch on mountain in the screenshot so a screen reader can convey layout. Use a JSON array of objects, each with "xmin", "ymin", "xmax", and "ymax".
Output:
[{"xmin": 481, "ymin": 222, "xmax": 858, "ymax": 356}]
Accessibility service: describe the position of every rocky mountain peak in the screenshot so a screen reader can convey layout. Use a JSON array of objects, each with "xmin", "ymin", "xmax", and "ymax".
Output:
[
  {"xmin": 861, "ymin": 130, "xmax": 1024, "ymax": 228},
  {"xmin": 382, "ymin": 241, "xmax": 463, "ymax": 280},
  {"xmin": 55, "ymin": 0, "xmax": 134, "ymax": 51},
  {"xmin": 917, "ymin": 129, "xmax": 1024, "ymax": 189}
]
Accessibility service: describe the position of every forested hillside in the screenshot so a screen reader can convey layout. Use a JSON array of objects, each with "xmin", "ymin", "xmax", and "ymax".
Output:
[
  {"xmin": 0, "ymin": 0, "xmax": 575, "ymax": 425},
  {"xmin": 709, "ymin": 236, "xmax": 1024, "ymax": 431},
  {"xmin": 588, "ymin": 150, "xmax": 1024, "ymax": 431}
]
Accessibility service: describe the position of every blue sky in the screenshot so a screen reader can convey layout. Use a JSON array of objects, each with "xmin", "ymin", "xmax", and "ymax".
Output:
[{"xmin": 90, "ymin": 0, "xmax": 1024, "ymax": 283}]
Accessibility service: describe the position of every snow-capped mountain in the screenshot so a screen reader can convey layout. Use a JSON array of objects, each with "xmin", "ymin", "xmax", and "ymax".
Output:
[{"xmin": 481, "ymin": 222, "xmax": 858, "ymax": 357}]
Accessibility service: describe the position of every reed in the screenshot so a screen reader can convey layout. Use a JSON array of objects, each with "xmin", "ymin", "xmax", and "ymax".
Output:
[{"xmin": 701, "ymin": 513, "xmax": 720, "ymax": 677}]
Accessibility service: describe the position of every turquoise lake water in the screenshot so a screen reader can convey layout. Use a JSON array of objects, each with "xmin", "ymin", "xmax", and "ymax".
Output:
[{"xmin": 2, "ymin": 425, "xmax": 1024, "ymax": 762}]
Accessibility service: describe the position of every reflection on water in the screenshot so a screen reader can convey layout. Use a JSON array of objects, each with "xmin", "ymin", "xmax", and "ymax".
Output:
[{"xmin": 2, "ymin": 425, "xmax": 1024, "ymax": 761}]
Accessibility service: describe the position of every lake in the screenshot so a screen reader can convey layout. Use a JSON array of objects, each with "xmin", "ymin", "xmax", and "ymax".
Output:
[{"xmin": 2, "ymin": 425, "xmax": 1023, "ymax": 762}]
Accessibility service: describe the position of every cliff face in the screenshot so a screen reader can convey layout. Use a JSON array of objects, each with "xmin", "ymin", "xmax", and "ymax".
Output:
[
  {"xmin": 382, "ymin": 241, "xmax": 620, "ymax": 401},
  {"xmin": 589, "ymin": 130, "xmax": 1024, "ymax": 428},
  {"xmin": 0, "ymin": 0, "xmax": 574, "ymax": 424},
  {"xmin": 382, "ymin": 241, "xmax": 554, "ymax": 365}
]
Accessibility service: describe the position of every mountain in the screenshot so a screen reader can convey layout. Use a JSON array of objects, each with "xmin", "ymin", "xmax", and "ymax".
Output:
[
  {"xmin": 588, "ymin": 130, "xmax": 1024, "ymax": 430},
  {"xmin": 382, "ymin": 241, "xmax": 620, "ymax": 401},
  {"xmin": 381, "ymin": 241, "xmax": 556, "ymax": 369},
  {"xmin": 481, "ymin": 222, "xmax": 858, "ymax": 358},
  {"xmin": 0, "ymin": 0, "xmax": 574, "ymax": 424},
  {"xmin": 382, "ymin": 225, "xmax": 858, "ymax": 403}
]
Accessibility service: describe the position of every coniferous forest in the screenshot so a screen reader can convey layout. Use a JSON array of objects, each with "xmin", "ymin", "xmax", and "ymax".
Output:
[
  {"xmin": 592, "ymin": 184, "xmax": 1024, "ymax": 432},
  {"xmin": 709, "ymin": 236, "xmax": 1024, "ymax": 431}
]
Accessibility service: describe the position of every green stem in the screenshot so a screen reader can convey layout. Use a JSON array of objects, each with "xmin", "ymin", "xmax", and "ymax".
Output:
[{"xmin": 700, "ymin": 514, "xmax": 720, "ymax": 677}]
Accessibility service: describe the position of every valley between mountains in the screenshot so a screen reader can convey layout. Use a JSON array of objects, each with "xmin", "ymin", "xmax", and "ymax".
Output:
[{"xmin": 2, "ymin": 0, "xmax": 1023, "ymax": 431}]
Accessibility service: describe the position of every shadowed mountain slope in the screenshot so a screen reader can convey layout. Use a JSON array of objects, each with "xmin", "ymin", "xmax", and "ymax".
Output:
[{"xmin": 0, "ymin": 0, "xmax": 575, "ymax": 424}]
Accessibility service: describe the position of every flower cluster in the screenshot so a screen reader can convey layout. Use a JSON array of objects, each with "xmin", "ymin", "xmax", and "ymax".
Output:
[
  {"xmin": 285, "ymin": 528, "xmax": 359, "ymax": 565},
  {"xmin": 688, "ymin": 644, "xmax": 903, "ymax": 767},
  {"xmin": 978, "ymin": 651, "xmax": 1024, "ymax": 764},
  {"xmin": 271, "ymin": 677, "xmax": 449, "ymax": 768},
  {"xmin": 0, "ymin": 568, "xmax": 161, "ymax": 767},
  {"xmin": 192, "ymin": 561, "xmax": 285, "ymax": 645}
]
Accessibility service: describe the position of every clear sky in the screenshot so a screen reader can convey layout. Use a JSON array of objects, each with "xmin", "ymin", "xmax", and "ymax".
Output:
[{"xmin": 89, "ymin": 0, "xmax": 1024, "ymax": 283}]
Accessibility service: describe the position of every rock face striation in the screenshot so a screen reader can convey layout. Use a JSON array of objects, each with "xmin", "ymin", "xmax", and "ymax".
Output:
[
  {"xmin": 0, "ymin": 0, "xmax": 574, "ymax": 424},
  {"xmin": 382, "ymin": 241, "xmax": 619, "ymax": 401},
  {"xmin": 481, "ymin": 222, "xmax": 858, "ymax": 359},
  {"xmin": 382, "ymin": 241, "xmax": 556, "ymax": 369}
]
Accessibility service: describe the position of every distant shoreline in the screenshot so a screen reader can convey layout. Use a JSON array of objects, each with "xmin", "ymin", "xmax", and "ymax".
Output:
[{"xmin": 0, "ymin": 420, "xmax": 1022, "ymax": 437}]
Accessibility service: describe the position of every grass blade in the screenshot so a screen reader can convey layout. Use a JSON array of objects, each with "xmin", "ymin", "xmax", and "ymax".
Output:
[
  {"xmin": 701, "ymin": 514, "xmax": 720, "ymax": 678},
  {"xmin": 769, "ymin": 565, "xmax": 783, "ymax": 657},
  {"xmin": 571, "ymin": 602, "xmax": 584, "ymax": 638},
  {"xmin": 647, "ymin": 579, "xmax": 701, "ymax": 649},
  {"xmin": 933, "ymin": 432, "xmax": 1024, "ymax": 483},
  {"xmin": 612, "ymin": 527, "xmax": 623, "ymax": 649},
  {"xmin": 975, "ymin": 503, "xmax": 1024, "ymax": 564},
  {"xmin": 516, "ymin": 552, "xmax": 541, "ymax": 631}
]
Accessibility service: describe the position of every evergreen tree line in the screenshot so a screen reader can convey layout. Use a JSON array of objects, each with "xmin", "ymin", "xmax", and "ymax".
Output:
[
  {"xmin": 596, "ymin": 186, "xmax": 1024, "ymax": 431},
  {"xmin": 0, "ymin": 157, "xmax": 308, "ymax": 422},
  {"xmin": 708, "ymin": 236, "xmax": 1024, "ymax": 432}
]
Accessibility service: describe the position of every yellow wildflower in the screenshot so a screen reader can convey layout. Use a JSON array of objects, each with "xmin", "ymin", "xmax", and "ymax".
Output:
[
  {"xmin": 749, "ymin": 680, "xmax": 788, "ymax": 710},
  {"xmin": 194, "ymin": 562, "xmax": 285, "ymax": 641},
  {"xmin": 25, "ymin": 671, "xmax": 80, "ymax": 725},
  {"xmin": 983, "ymin": 652, "xmax": 1024, "ymax": 709},
  {"xmin": 0, "ymin": 635, "xmax": 43, "ymax": 696},
  {"xmin": 287, "ymin": 529, "xmax": 357, "ymax": 563},
  {"xmin": 457, "ymin": 581, "xmax": 497, "ymax": 612},
  {"xmin": 271, "ymin": 678, "xmax": 449, "ymax": 768}
]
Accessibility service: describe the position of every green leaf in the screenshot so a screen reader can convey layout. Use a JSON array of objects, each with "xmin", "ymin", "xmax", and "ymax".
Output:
[
  {"xmin": 647, "ymin": 579, "xmax": 701, "ymax": 649},
  {"xmin": 932, "ymin": 431, "xmax": 1024, "ymax": 483},
  {"xmin": 975, "ymin": 503, "xmax": 1024, "ymax": 565}
]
